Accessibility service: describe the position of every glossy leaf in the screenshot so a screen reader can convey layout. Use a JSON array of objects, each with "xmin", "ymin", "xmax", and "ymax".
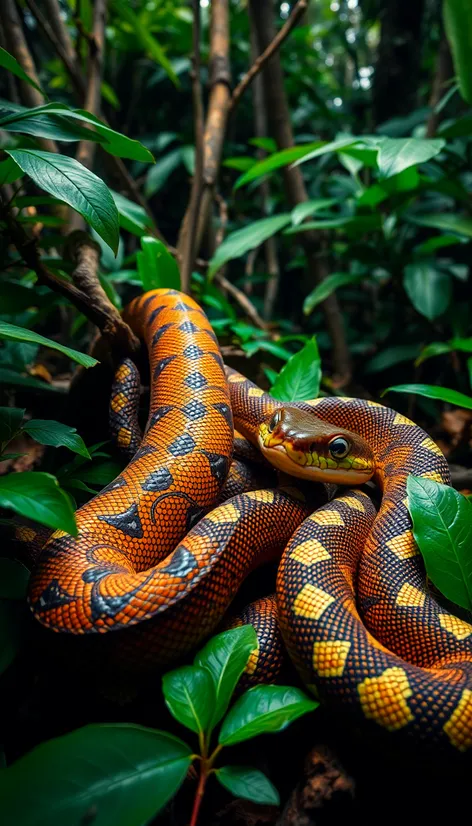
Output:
[
  {"xmin": 444, "ymin": 0, "xmax": 472, "ymax": 104},
  {"xmin": 291, "ymin": 136, "xmax": 359, "ymax": 167},
  {"xmin": 271, "ymin": 338, "xmax": 321, "ymax": 402},
  {"xmin": 219, "ymin": 685, "xmax": 318, "ymax": 746},
  {"xmin": 407, "ymin": 212, "xmax": 472, "ymax": 238},
  {"xmin": 23, "ymin": 420, "xmax": 91, "ymax": 459},
  {"xmin": 194, "ymin": 625, "xmax": 258, "ymax": 730},
  {"xmin": 285, "ymin": 214, "xmax": 381, "ymax": 234},
  {"xmin": 383, "ymin": 383, "xmax": 472, "ymax": 409},
  {"xmin": 0, "ymin": 157, "xmax": 22, "ymax": 186},
  {"xmin": 216, "ymin": 766, "xmax": 280, "ymax": 806},
  {"xmin": 403, "ymin": 262, "xmax": 451, "ymax": 321},
  {"xmin": 137, "ymin": 236, "xmax": 180, "ymax": 290},
  {"xmin": 112, "ymin": 0, "xmax": 179, "ymax": 86},
  {"xmin": 0, "ymin": 406, "xmax": 25, "ymax": 449},
  {"xmin": 415, "ymin": 341, "xmax": 453, "ymax": 365},
  {"xmin": 0, "ymin": 557, "xmax": 30, "ymax": 600},
  {"xmin": 162, "ymin": 665, "xmax": 215, "ymax": 735},
  {"xmin": 364, "ymin": 345, "xmax": 420, "ymax": 374},
  {"xmin": 376, "ymin": 137, "xmax": 445, "ymax": 179},
  {"xmin": 0, "ymin": 368, "xmax": 62, "ymax": 393},
  {"xmin": 407, "ymin": 476, "xmax": 472, "ymax": 610},
  {"xmin": 303, "ymin": 272, "xmax": 362, "ymax": 315},
  {"xmin": 0, "ymin": 724, "xmax": 193, "ymax": 826},
  {"xmin": 144, "ymin": 147, "xmax": 182, "ymax": 196},
  {"xmin": 234, "ymin": 143, "xmax": 321, "ymax": 189},
  {"xmin": 208, "ymin": 214, "xmax": 292, "ymax": 279},
  {"xmin": 0, "ymin": 321, "xmax": 97, "ymax": 368},
  {"xmin": 0, "ymin": 46, "xmax": 42, "ymax": 93},
  {"xmin": 6, "ymin": 149, "xmax": 119, "ymax": 254},
  {"xmin": 0, "ymin": 472, "xmax": 77, "ymax": 536},
  {"xmin": 291, "ymin": 199, "xmax": 339, "ymax": 226},
  {"xmin": 111, "ymin": 190, "xmax": 154, "ymax": 237}
]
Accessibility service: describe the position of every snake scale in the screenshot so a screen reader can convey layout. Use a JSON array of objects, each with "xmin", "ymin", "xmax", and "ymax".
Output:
[{"xmin": 27, "ymin": 289, "xmax": 472, "ymax": 752}]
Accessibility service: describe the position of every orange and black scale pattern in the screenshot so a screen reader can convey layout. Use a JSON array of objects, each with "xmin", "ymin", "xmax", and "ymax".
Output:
[
  {"xmin": 228, "ymin": 368, "xmax": 472, "ymax": 752},
  {"xmin": 109, "ymin": 357, "xmax": 142, "ymax": 458}
]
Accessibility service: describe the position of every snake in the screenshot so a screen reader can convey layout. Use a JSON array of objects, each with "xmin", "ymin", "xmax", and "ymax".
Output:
[{"xmin": 26, "ymin": 289, "xmax": 472, "ymax": 752}]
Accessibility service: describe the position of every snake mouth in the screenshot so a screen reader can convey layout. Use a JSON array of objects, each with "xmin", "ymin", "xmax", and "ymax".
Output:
[{"xmin": 257, "ymin": 437, "xmax": 373, "ymax": 485}]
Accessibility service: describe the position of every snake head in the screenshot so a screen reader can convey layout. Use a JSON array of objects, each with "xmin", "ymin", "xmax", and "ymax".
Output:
[{"xmin": 258, "ymin": 406, "xmax": 375, "ymax": 485}]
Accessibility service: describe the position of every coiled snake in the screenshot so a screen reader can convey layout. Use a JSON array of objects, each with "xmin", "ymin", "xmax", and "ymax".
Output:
[{"xmin": 27, "ymin": 290, "xmax": 472, "ymax": 752}]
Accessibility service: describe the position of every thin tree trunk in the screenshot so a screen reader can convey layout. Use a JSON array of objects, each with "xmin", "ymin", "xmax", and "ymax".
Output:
[{"xmin": 426, "ymin": 35, "xmax": 454, "ymax": 138}]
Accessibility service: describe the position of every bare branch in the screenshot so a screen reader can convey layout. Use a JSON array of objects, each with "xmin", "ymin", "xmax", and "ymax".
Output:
[
  {"xmin": 24, "ymin": 0, "xmax": 85, "ymax": 99},
  {"xmin": 229, "ymin": 0, "xmax": 308, "ymax": 113},
  {"xmin": 215, "ymin": 273, "xmax": 268, "ymax": 331}
]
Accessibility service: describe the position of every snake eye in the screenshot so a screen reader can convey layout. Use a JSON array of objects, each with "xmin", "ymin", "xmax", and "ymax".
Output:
[
  {"xmin": 268, "ymin": 411, "xmax": 282, "ymax": 433},
  {"xmin": 329, "ymin": 437, "xmax": 351, "ymax": 459}
]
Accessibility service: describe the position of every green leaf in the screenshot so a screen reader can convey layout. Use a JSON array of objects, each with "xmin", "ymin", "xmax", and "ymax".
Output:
[
  {"xmin": 407, "ymin": 476, "xmax": 472, "ymax": 610},
  {"xmin": 234, "ymin": 143, "xmax": 322, "ymax": 189},
  {"xmin": 222, "ymin": 156, "xmax": 256, "ymax": 172},
  {"xmin": 0, "ymin": 406, "xmax": 25, "ymax": 449},
  {"xmin": 194, "ymin": 625, "xmax": 258, "ymax": 730},
  {"xmin": 414, "ymin": 234, "xmax": 464, "ymax": 255},
  {"xmin": 23, "ymin": 420, "xmax": 91, "ymax": 459},
  {"xmin": 144, "ymin": 147, "xmax": 182, "ymax": 196},
  {"xmin": 407, "ymin": 213, "xmax": 472, "ymax": 238},
  {"xmin": 218, "ymin": 685, "xmax": 318, "ymax": 746},
  {"xmin": 208, "ymin": 214, "xmax": 292, "ymax": 279},
  {"xmin": 376, "ymin": 138, "xmax": 445, "ymax": 179},
  {"xmin": 0, "ymin": 156, "xmax": 22, "ymax": 186},
  {"xmin": 162, "ymin": 665, "xmax": 215, "ymax": 735},
  {"xmin": 0, "ymin": 106, "xmax": 109, "ymax": 144},
  {"xmin": 216, "ymin": 766, "xmax": 280, "ymax": 806},
  {"xmin": 6, "ymin": 149, "xmax": 119, "ymax": 254},
  {"xmin": 403, "ymin": 262, "xmax": 451, "ymax": 321},
  {"xmin": 112, "ymin": 0, "xmax": 179, "ymax": 87},
  {"xmin": 303, "ymin": 272, "xmax": 362, "ymax": 315},
  {"xmin": 270, "ymin": 338, "xmax": 321, "ymax": 402},
  {"xmin": 291, "ymin": 136, "xmax": 360, "ymax": 167},
  {"xmin": 0, "ymin": 46, "xmax": 43, "ymax": 94},
  {"xmin": 0, "ymin": 368, "xmax": 62, "ymax": 393},
  {"xmin": 0, "ymin": 558, "xmax": 30, "ymax": 599},
  {"xmin": 291, "ymin": 199, "xmax": 339, "ymax": 226},
  {"xmin": 364, "ymin": 345, "xmax": 420, "ymax": 374},
  {"xmin": 111, "ymin": 190, "xmax": 155, "ymax": 237},
  {"xmin": 444, "ymin": 0, "xmax": 472, "ymax": 104},
  {"xmin": 382, "ymin": 383, "xmax": 472, "ymax": 410},
  {"xmin": 0, "ymin": 472, "xmax": 77, "ymax": 536},
  {"xmin": 415, "ymin": 341, "xmax": 453, "ymax": 365},
  {"xmin": 137, "ymin": 236, "xmax": 180, "ymax": 290},
  {"xmin": 0, "ymin": 321, "xmax": 98, "ymax": 368},
  {"xmin": 285, "ymin": 215, "xmax": 381, "ymax": 235},
  {"xmin": 0, "ymin": 724, "xmax": 193, "ymax": 826},
  {"xmin": 242, "ymin": 340, "xmax": 293, "ymax": 361}
]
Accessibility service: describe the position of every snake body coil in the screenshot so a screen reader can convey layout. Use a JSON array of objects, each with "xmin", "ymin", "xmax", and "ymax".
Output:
[{"xmin": 28, "ymin": 290, "xmax": 472, "ymax": 752}]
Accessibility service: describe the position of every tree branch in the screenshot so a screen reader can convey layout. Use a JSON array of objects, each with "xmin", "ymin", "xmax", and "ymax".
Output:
[
  {"xmin": 75, "ymin": 0, "xmax": 107, "ymax": 170},
  {"xmin": 215, "ymin": 273, "xmax": 268, "ymax": 331},
  {"xmin": 229, "ymin": 0, "xmax": 308, "ymax": 113},
  {"xmin": 24, "ymin": 0, "xmax": 85, "ymax": 99},
  {"xmin": 178, "ymin": 0, "xmax": 205, "ymax": 293}
]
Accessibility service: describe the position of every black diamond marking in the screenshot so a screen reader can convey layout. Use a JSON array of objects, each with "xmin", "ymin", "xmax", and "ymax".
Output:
[
  {"xmin": 360, "ymin": 594, "xmax": 381, "ymax": 612},
  {"xmin": 168, "ymin": 433, "xmax": 195, "ymax": 456},
  {"xmin": 207, "ymin": 350, "xmax": 224, "ymax": 368},
  {"xmin": 84, "ymin": 566, "xmax": 155, "ymax": 622},
  {"xmin": 186, "ymin": 505, "xmax": 204, "ymax": 532},
  {"xmin": 212, "ymin": 402, "xmax": 233, "ymax": 429},
  {"xmin": 154, "ymin": 354, "xmax": 177, "ymax": 380},
  {"xmin": 33, "ymin": 578, "xmax": 75, "ymax": 613},
  {"xmin": 175, "ymin": 300, "xmax": 197, "ymax": 312},
  {"xmin": 202, "ymin": 451, "xmax": 229, "ymax": 483},
  {"xmin": 185, "ymin": 371, "xmax": 207, "ymax": 390},
  {"xmin": 179, "ymin": 320, "xmax": 199, "ymax": 333},
  {"xmin": 152, "ymin": 322, "xmax": 173, "ymax": 346},
  {"xmin": 148, "ymin": 405, "xmax": 173, "ymax": 428},
  {"xmin": 143, "ymin": 294, "xmax": 159, "ymax": 308},
  {"xmin": 183, "ymin": 344, "xmax": 204, "ymax": 360},
  {"xmin": 98, "ymin": 503, "xmax": 144, "ymax": 538},
  {"xmin": 141, "ymin": 467, "xmax": 173, "ymax": 492},
  {"xmin": 147, "ymin": 305, "xmax": 166, "ymax": 325},
  {"xmin": 128, "ymin": 444, "xmax": 157, "ymax": 465},
  {"xmin": 98, "ymin": 476, "xmax": 128, "ymax": 496},
  {"xmin": 162, "ymin": 546, "xmax": 198, "ymax": 576},
  {"xmin": 182, "ymin": 399, "xmax": 207, "ymax": 420}
]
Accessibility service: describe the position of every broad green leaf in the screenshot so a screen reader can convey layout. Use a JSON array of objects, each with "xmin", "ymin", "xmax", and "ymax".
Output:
[
  {"xmin": 0, "ymin": 321, "xmax": 97, "ymax": 368},
  {"xmin": 444, "ymin": 0, "xmax": 472, "ymax": 104},
  {"xmin": 415, "ymin": 342, "xmax": 453, "ymax": 365},
  {"xmin": 303, "ymin": 272, "xmax": 362, "ymax": 315},
  {"xmin": 0, "ymin": 472, "xmax": 77, "ymax": 536},
  {"xmin": 0, "ymin": 156, "xmax": 22, "ymax": 185},
  {"xmin": 291, "ymin": 136, "xmax": 360, "ymax": 167},
  {"xmin": 248, "ymin": 137, "xmax": 277, "ymax": 152},
  {"xmin": 407, "ymin": 476, "xmax": 472, "ymax": 611},
  {"xmin": 0, "ymin": 368, "xmax": 62, "ymax": 393},
  {"xmin": 291, "ymin": 199, "xmax": 339, "ymax": 226},
  {"xmin": 285, "ymin": 215, "xmax": 381, "ymax": 235},
  {"xmin": 0, "ymin": 107, "xmax": 107, "ymax": 144},
  {"xmin": 364, "ymin": 345, "xmax": 420, "ymax": 374},
  {"xmin": 0, "ymin": 558, "xmax": 30, "ymax": 599},
  {"xmin": 439, "ymin": 114, "xmax": 472, "ymax": 139},
  {"xmin": 218, "ymin": 685, "xmax": 318, "ymax": 746},
  {"xmin": 0, "ymin": 406, "xmax": 25, "ymax": 449},
  {"xmin": 242, "ymin": 340, "xmax": 293, "ymax": 361},
  {"xmin": 216, "ymin": 766, "xmax": 280, "ymax": 806},
  {"xmin": 208, "ymin": 214, "xmax": 292, "ymax": 279},
  {"xmin": 376, "ymin": 138, "xmax": 445, "ymax": 179},
  {"xmin": 222, "ymin": 156, "xmax": 256, "ymax": 172},
  {"xmin": 111, "ymin": 190, "xmax": 155, "ymax": 237},
  {"xmin": 414, "ymin": 234, "xmax": 464, "ymax": 255},
  {"xmin": 234, "ymin": 143, "xmax": 322, "ymax": 190},
  {"xmin": 6, "ymin": 149, "xmax": 119, "ymax": 254},
  {"xmin": 23, "ymin": 420, "xmax": 91, "ymax": 459},
  {"xmin": 194, "ymin": 625, "xmax": 258, "ymax": 730},
  {"xmin": 0, "ymin": 46, "xmax": 42, "ymax": 93},
  {"xmin": 407, "ymin": 213, "xmax": 472, "ymax": 238},
  {"xmin": 383, "ymin": 383, "xmax": 472, "ymax": 410},
  {"xmin": 112, "ymin": 0, "xmax": 179, "ymax": 87},
  {"xmin": 162, "ymin": 665, "xmax": 214, "ymax": 735},
  {"xmin": 403, "ymin": 262, "xmax": 451, "ymax": 321},
  {"xmin": 269, "ymin": 338, "xmax": 321, "ymax": 402},
  {"xmin": 0, "ymin": 724, "xmax": 192, "ymax": 826},
  {"xmin": 137, "ymin": 236, "xmax": 180, "ymax": 290},
  {"xmin": 449, "ymin": 337, "xmax": 472, "ymax": 353},
  {"xmin": 144, "ymin": 148, "xmax": 182, "ymax": 197}
]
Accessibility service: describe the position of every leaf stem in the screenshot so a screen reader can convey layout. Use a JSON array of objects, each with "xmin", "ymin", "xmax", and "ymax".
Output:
[{"xmin": 189, "ymin": 763, "xmax": 207, "ymax": 826}]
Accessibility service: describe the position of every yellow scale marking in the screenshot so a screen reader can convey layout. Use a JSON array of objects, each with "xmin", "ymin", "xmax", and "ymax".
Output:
[
  {"xmin": 115, "ymin": 363, "xmax": 130, "ymax": 381},
  {"xmin": 439, "ymin": 614, "xmax": 472, "ymax": 641},
  {"xmin": 444, "ymin": 689, "xmax": 472, "ymax": 751},
  {"xmin": 396, "ymin": 582, "xmax": 426, "ymax": 608},
  {"xmin": 292, "ymin": 583, "xmax": 335, "ymax": 619},
  {"xmin": 110, "ymin": 392, "xmax": 128, "ymax": 413},
  {"xmin": 206, "ymin": 503, "xmax": 240, "ymax": 524},
  {"xmin": 421, "ymin": 470, "xmax": 444, "ymax": 483},
  {"xmin": 290, "ymin": 538, "xmax": 331, "ymax": 565},
  {"xmin": 340, "ymin": 495, "xmax": 366, "ymax": 513},
  {"xmin": 313, "ymin": 640, "xmax": 351, "ymax": 677},
  {"xmin": 117, "ymin": 427, "xmax": 132, "ymax": 448},
  {"xmin": 248, "ymin": 387, "xmax": 265, "ymax": 397},
  {"xmin": 420, "ymin": 437, "xmax": 444, "ymax": 457},
  {"xmin": 386, "ymin": 530, "xmax": 418, "ymax": 560},
  {"xmin": 309, "ymin": 510, "xmax": 345, "ymax": 527},
  {"xmin": 392, "ymin": 413, "xmax": 416, "ymax": 427},
  {"xmin": 245, "ymin": 489, "xmax": 275, "ymax": 504},
  {"xmin": 358, "ymin": 667, "xmax": 414, "ymax": 731}
]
